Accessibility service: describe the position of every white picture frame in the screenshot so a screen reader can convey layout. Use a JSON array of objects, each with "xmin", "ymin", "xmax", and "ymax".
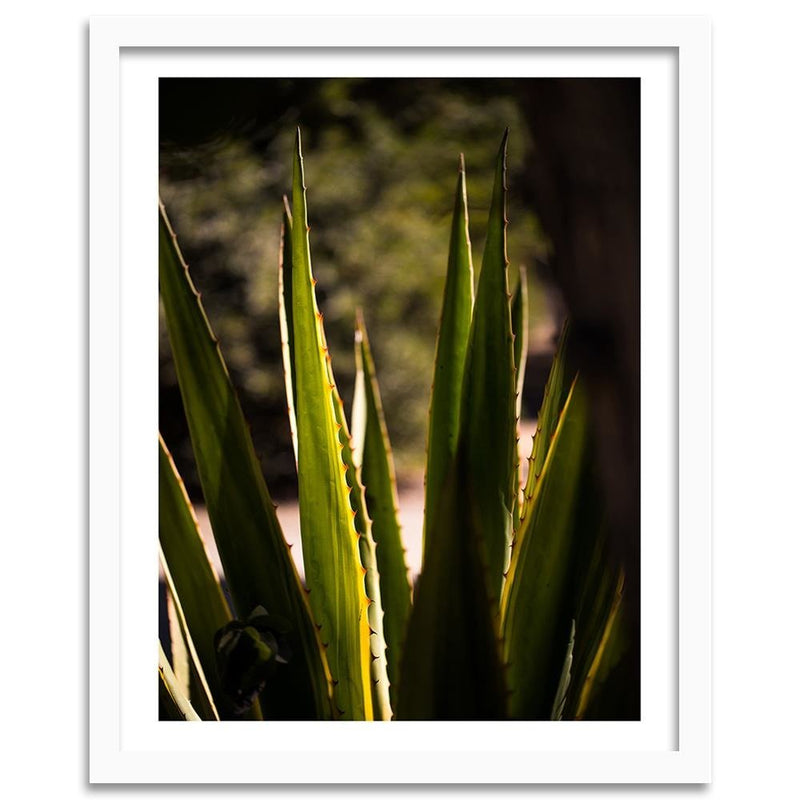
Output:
[{"xmin": 89, "ymin": 15, "xmax": 710, "ymax": 784}]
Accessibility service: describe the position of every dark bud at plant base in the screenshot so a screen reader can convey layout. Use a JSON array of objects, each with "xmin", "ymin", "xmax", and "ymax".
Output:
[{"xmin": 213, "ymin": 606, "xmax": 293, "ymax": 714}]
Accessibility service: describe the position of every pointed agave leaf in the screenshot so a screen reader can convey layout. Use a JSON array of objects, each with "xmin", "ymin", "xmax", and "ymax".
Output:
[
  {"xmin": 511, "ymin": 264, "xmax": 529, "ymax": 418},
  {"xmin": 519, "ymin": 319, "xmax": 574, "ymax": 519},
  {"xmin": 320, "ymin": 318, "xmax": 391, "ymax": 721},
  {"xmin": 159, "ymin": 202, "xmax": 332, "ymax": 720},
  {"xmin": 422, "ymin": 153, "xmax": 474, "ymax": 566},
  {"xmin": 353, "ymin": 310, "xmax": 412, "ymax": 712},
  {"xmin": 560, "ymin": 512, "xmax": 623, "ymax": 720},
  {"xmin": 572, "ymin": 570, "xmax": 624, "ymax": 718},
  {"xmin": 573, "ymin": 577, "xmax": 629, "ymax": 720},
  {"xmin": 350, "ymin": 341, "xmax": 367, "ymax": 469},
  {"xmin": 550, "ymin": 619, "xmax": 575, "ymax": 721},
  {"xmin": 334, "ymin": 399, "xmax": 392, "ymax": 721},
  {"xmin": 501, "ymin": 377, "xmax": 592, "ymax": 719},
  {"xmin": 290, "ymin": 129, "xmax": 373, "ymax": 720},
  {"xmin": 396, "ymin": 141, "xmax": 515, "ymax": 720},
  {"xmin": 510, "ymin": 265, "xmax": 529, "ymax": 532},
  {"xmin": 159, "ymin": 642, "xmax": 201, "ymax": 721},
  {"xmin": 458, "ymin": 130, "xmax": 517, "ymax": 598},
  {"xmin": 158, "ymin": 435, "xmax": 261, "ymax": 719},
  {"xmin": 278, "ymin": 198, "xmax": 298, "ymax": 464},
  {"xmin": 281, "ymin": 198, "xmax": 389, "ymax": 718},
  {"xmin": 509, "ymin": 341, "xmax": 623, "ymax": 722}
]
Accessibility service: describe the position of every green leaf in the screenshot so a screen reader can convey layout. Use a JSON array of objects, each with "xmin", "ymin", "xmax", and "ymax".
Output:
[
  {"xmin": 164, "ymin": 579, "xmax": 190, "ymax": 701},
  {"xmin": 571, "ymin": 570, "xmax": 624, "ymax": 719},
  {"xmin": 395, "ymin": 454, "xmax": 507, "ymax": 720},
  {"xmin": 158, "ymin": 642, "xmax": 201, "ymax": 721},
  {"xmin": 511, "ymin": 264, "xmax": 529, "ymax": 418},
  {"xmin": 501, "ymin": 376, "xmax": 593, "ymax": 719},
  {"xmin": 278, "ymin": 197, "xmax": 298, "ymax": 464},
  {"xmin": 573, "ymin": 580, "xmax": 629, "ymax": 720},
  {"xmin": 334, "ymin": 395, "xmax": 393, "ymax": 722},
  {"xmin": 519, "ymin": 320, "xmax": 574, "ymax": 516},
  {"xmin": 422, "ymin": 153, "xmax": 474, "ymax": 567},
  {"xmin": 159, "ymin": 201, "xmax": 332, "ymax": 720},
  {"xmin": 550, "ymin": 618, "xmax": 575, "ymax": 721},
  {"xmin": 281, "ymin": 195, "xmax": 390, "ymax": 719},
  {"xmin": 510, "ymin": 265, "xmax": 529, "ymax": 533},
  {"xmin": 395, "ymin": 135, "xmax": 514, "ymax": 720},
  {"xmin": 353, "ymin": 310, "xmax": 412, "ymax": 713},
  {"xmin": 322, "ymin": 319, "xmax": 392, "ymax": 721},
  {"xmin": 459, "ymin": 131, "xmax": 517, "ymax": 599},
  {"xmin": 159, "ymin": 434, "xmax": 251, "ymax": 719},
  {"xmin": 560, "ymin": 513, "xmax": 623, "ymax": 720},
  {"xmin": 160, "ymin": 546, "xmax": 220, "ymax": 720},
  {"xmin": 290, "ymin": 129, "xmax": 373, "ymax": 720}
]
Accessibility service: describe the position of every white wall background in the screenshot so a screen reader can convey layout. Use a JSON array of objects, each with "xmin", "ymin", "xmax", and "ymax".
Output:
[{"xmin": 1, "ymin": 1, "xmax": 797, "ymax": 796}]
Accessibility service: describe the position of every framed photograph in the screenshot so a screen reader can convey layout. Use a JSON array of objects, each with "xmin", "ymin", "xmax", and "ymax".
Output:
[{"xmin": 89, "ymin": 15, "xmax": 710, "ymax": 784}]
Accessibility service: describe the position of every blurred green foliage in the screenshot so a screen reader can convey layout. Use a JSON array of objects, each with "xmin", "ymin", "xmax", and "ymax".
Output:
[{"xmin": 159, "ymin": 78, "xmax": 553, "ymax": 497}]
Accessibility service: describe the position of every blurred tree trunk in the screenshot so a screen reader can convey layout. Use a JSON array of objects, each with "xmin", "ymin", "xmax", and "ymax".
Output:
[{"xmin": 521, "ymin": 79, "xmax": 641, "ymax": 719}]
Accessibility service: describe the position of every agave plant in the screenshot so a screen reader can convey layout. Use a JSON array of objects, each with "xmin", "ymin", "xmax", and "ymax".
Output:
[{"xmin": 158, "ymin": 128, "xmax": 631, "ymax": 722}]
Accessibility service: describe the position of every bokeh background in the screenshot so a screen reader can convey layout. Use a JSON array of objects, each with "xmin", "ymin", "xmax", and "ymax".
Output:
[{"xmin": 159, "ymin": 78, "xmax": 567, "ymax": 500}]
